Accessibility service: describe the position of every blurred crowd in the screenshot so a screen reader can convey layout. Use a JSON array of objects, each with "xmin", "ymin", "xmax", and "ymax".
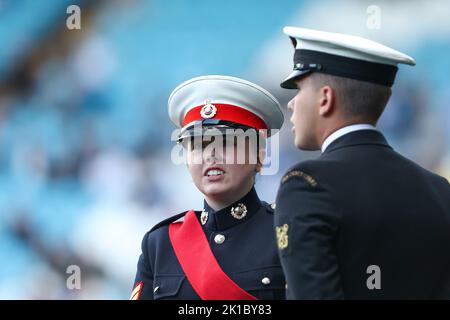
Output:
[{"xmin": 0, "ymin": 0, "xmax": 448, "ymax": 299}]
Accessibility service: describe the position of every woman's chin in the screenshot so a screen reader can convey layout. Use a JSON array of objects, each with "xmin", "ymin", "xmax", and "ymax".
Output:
[{"xmin": 202, "ymin": 184, "xmax": 231, "ymax": 197}]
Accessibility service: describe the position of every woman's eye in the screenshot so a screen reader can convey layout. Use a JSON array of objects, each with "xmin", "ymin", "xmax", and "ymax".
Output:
[
  {"xmin": 180, "ymin": 138, "xmax": 189, "ymax": 149},
  {"xmin": 185, "ymin": 136, "xmax": 242, "ymax": 152},
  {"xmin": 182, "ymin": 138, "xmax": 199, "ymax": 151},
  {"xmin": 202, "ymin": 141, "xmax": 211, "ymax": 150}
]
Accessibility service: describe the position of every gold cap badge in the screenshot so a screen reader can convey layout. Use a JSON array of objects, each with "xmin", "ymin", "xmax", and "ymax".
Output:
[{"xmin": 200, "ymin": 100, "xmax": 217, "ymax": 119}]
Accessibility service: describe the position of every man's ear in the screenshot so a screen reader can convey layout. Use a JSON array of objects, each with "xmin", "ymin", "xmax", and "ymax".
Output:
[{"xmin": 318, "ymin": 85, "xmax": 335, "ymax": 117}]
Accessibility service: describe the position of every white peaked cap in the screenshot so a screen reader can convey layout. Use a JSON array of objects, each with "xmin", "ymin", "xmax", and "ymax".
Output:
[
  {"xmin": 168, "ymin": 75, "xmax": 284, "ymax": 139},
  {"xmin": 281, "ymin": 26, "xmax": 416, "ymax": 89}
]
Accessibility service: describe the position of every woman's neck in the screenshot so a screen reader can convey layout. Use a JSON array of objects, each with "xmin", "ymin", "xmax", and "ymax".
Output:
[{"xmin": 205, "ymin": 185, "xmax": 254, "ymax": 212}]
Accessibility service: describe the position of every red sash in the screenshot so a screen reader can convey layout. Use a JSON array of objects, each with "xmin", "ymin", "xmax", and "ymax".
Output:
[{"xmin": 169, "ymin": 210, "xmax": 257, "ymax": 300}]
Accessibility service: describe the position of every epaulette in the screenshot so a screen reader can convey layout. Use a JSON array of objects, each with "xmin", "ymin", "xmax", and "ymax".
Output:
[
  {"xmin": 262, "ymin": 201, "xmax": 276, "ymax": 214},
  {"xmin": 149, "ymin": 211, "xmax": 191, "ymax": 233}
]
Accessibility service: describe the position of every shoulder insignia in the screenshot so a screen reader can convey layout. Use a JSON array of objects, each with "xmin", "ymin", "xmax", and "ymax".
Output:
[
  {"xmin": 281, "ymin": 169, "xmax": 318, "ymax": 187},
  {"xmin": 275, "ymin": 224, "xmax": 289, "ymax": 250}
]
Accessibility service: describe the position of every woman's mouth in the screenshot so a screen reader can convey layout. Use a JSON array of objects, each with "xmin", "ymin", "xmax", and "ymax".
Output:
[
  {"xmin": 204, "ymin": 168, "xmax": 225, "ymax": 181},
  {"xmin": 206, "ymin": 169, "xmax": 224, "ymax": 177}
]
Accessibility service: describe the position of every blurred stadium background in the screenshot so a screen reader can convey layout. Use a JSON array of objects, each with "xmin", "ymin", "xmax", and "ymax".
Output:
[{"xmin": 0, "ymin": 0, "xmax": 449, "ymax": 299}]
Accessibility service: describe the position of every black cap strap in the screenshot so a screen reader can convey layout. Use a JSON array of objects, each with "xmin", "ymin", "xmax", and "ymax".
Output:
[{"xmin": 294, "ymin": 49, "xmax": 398, "ymax": 87}]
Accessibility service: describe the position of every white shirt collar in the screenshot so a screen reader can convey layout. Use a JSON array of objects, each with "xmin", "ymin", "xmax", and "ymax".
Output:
[{"xmin": 321, "ymin": 124, "xmax": 378, "ymax": 153}]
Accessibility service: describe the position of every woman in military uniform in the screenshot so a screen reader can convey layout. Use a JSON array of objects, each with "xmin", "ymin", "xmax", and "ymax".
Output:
[{"xmin": 131, "ymin": 75, "xmax": 285, "ymax": 300}]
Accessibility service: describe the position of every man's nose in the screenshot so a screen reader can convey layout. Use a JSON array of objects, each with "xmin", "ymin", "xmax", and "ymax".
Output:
[{"xmin": 287, "ymin": 98, "xmax": 294, "ymax": 112}]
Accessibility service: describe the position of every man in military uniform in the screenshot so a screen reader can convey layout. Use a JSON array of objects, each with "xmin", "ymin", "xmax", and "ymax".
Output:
[
  {"xmin": 274, "ymin": 27, "xmax": 450, "ymax": 299},
  {"xmin": 131, "ymin": 75, "xmax": 286, "ymax": 300}
]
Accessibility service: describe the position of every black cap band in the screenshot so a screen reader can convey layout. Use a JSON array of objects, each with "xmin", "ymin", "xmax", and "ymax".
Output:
[
  {"xmin": 177, "ymin": 119, "xmax": 256, "ymax": 143},
  {"xmin": 293, "ymin": 49, "xmax": 398, "ymax": 87}
]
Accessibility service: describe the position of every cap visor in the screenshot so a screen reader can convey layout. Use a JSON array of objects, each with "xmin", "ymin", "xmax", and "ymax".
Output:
[
  {"xmin": 178, "ymin": 125, "xmax": 263, "ymax": 142},
  {"xmin": 280, "ymin": 69, "xmax": 312, "ymax": 89}
]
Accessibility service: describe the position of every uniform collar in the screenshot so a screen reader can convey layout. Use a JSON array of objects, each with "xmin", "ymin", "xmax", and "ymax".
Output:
[
  {"xmin": 322, "ymin": 127, "xmax": 391, "ymax": 154},
  {"xmin": 321, "ymin": 124, "xmax": 378, "ymax": 153},
  {"xmin": 201, "ymin": 187, "xmax": 261, "ymax": 231}
]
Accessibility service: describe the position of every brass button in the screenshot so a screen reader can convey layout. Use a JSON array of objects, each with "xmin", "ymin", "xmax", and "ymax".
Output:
[{"xmin": 214, "ymin": 234, "xmax": 226, "ymax": 244}]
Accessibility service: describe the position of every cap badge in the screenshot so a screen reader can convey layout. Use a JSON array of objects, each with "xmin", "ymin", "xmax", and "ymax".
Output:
[
  {"xmin": 230, "ymin": 203, "xmax": 247, "ymax": 220},
  {"xmin": 200, "ymin": 101, "xmax": 217, "ymax": 119}
]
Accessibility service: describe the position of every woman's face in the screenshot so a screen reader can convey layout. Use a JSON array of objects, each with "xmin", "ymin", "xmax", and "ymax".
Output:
[{"xmin": 184, "ymin": 134, "xmax": 261, "ymax": 201}]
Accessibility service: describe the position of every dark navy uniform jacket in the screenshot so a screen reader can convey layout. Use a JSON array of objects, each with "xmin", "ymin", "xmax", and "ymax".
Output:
[
  {"xmin": 275, "ymin": 129, "xmax": 450, "ymax": 299},
  {"xmin": 133, "ymin": 187, "xmax": 286, "ymax": 299}
]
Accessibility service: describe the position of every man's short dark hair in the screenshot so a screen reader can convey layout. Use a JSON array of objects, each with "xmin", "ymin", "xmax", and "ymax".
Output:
[{"xmin": 311, "ymin": 73, "xmax": 392, "ymax": 123}]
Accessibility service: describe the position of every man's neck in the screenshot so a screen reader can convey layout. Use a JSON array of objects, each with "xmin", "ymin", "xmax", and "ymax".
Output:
[{"xmin": 320, "ymin": 122, "xmax": 377, "ymax": 153}]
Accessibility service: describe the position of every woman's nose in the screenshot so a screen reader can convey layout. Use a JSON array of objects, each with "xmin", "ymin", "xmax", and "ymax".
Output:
[
  {"xmin": 204, "ymin": 152, "xmax": 215, "ymax": 164},
  {"xmin": 203, "ymin": 146, "xmax": 219, "ymax": 164}
]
